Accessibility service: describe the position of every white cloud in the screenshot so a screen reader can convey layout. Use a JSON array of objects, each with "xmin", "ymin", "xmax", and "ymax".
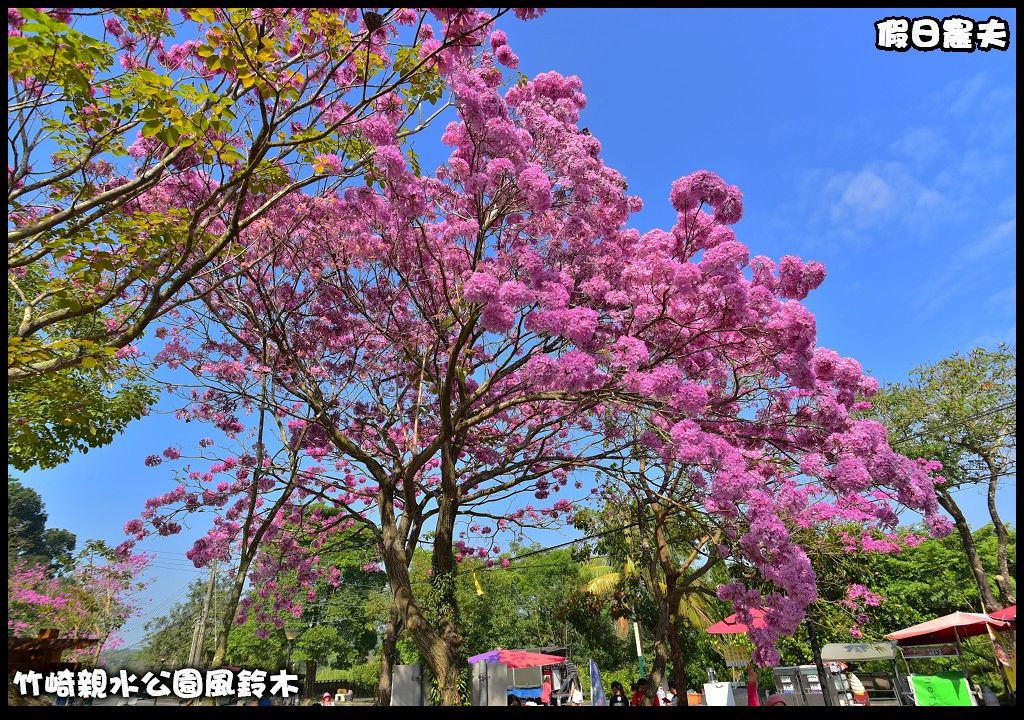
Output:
[
  {"xmin": 943, "ymin": 73, "xmax": 991, "ymax": 115},
  {"xmin": 987, "ymin": 285, "xmax": 1016, "ymax": 312},
  {"xmin": 961, "ymin": 218, "xmax": 1016, "ymax": 263},
  {"xmin": 776, "ymin": 72, "xmax": 1014, "ymax": 261},
  {"xmin": 840, "ymin": 170, "xmax": 895, "ymax": 215},
  {"xmin": 890, "ymin": 126, "xmax": 947, "ymax": 164},
  {"xmin": 812, "ymin": 161, "xmax": 951, "ymax": 238},
  {"xmin": 915, "ymin": 218, "xmax": 1017, "ymax": 316},
  {"xmin": 964, "ymin": 324, "xmax": 1017, "ymax": 352}
]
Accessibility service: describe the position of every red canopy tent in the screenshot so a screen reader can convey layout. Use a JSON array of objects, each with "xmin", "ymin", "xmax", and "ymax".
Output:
[
  {"xmin": 886, "ymin": 611, "xmax": 1010, "ymax": 646},
  {"xmin": 887, "ymin": 611, "xmax": 1013, "ymax": 697},
  {"xmin": 466, "ymin": 648, "xmax": 566, "ymax": 668},
  {"xmin": 989, "ymin": 605, "xmax": 1016, "ymax": 623},
  {"xmin": 706, "ymin": 607, "xmax": 768, "ymax": 635}
]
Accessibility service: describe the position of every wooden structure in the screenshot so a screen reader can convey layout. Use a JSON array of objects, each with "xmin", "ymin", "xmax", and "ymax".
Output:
[{"xmin": 8, "ymin": 629, "xmax": 100, "ymax": 675}]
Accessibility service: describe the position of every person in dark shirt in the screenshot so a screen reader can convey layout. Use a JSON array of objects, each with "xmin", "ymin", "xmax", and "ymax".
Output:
[{"xmin": 608, "ymin": 681, "xmax": 629, "ymax": 706}]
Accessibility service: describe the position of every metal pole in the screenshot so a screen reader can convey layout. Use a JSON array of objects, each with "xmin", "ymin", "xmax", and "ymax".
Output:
[
  {"xmin": 953, "ymin": 625, "xmax": 973, "ymax": 702},
  {"xmin": 633, "ymin": 620, "xmax": 645, "ymax": 676}
]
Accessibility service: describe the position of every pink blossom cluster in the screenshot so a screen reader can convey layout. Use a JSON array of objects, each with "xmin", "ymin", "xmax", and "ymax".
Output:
[
  {"xmin": 843, "ymin": 583, "xmax": 885, "ymax": 639},
  {"xmin": 8, "ymin": 554, "xmax": 151, "ymax": 658}
]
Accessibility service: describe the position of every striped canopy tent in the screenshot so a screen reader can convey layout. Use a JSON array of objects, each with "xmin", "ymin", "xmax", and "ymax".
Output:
[{"xmin": 467, "ymin": 648, "xmax": 566, "ymax": 668}]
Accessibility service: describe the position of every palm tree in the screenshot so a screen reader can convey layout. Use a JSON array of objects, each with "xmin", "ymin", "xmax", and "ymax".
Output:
[
  {"xmin": 581, "ymin": 548, "xmax": 717, "ymax": 696},
  {"xmin": 582, "ymin": 555, "xmax": 716, "ymax": 632}
]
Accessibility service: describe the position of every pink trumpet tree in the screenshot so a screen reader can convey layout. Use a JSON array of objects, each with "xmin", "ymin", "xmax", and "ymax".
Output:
[
  {"xmin": 120, "ymin": 27, "xmax": 949, "ymax": 700},
  {"xmin": 8, "ymin": 549, "xmax": 151, "ymax": 663}
]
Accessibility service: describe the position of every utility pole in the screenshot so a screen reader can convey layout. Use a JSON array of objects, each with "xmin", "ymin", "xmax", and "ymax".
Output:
[
  {"xmin": 190, "ymin": 560, "xmax": 218, "ymax": 668},
  {"xmin": 187, "ymin": 617, "xmax": 202, "ymax": 667}
]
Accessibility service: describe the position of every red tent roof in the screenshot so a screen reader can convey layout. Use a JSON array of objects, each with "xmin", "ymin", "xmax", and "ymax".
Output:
[
  {"xmin": 990, "ymin": 605, "xmax": 1016, "ymax": 622},
  {"xmin": 706, "ymin": 607, "xmax": 768, "ymax": 635},
  {"xmin": 886, "ymin": 611, "xmax": 1010, "ymax": 646},
  {"xmin": 467, "ymin": 648, "xmax": 566, "ymax": 668}
]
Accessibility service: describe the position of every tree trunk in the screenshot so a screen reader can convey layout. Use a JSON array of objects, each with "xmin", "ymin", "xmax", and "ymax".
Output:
[
  {"xmin": 645, "ymin": 607, "xmax": 671, "ymax": 705},
  {"xmin": 93, "ymin": 631, "xmax": 110, "ymax": 666},
  {"xmin": 429, "ymin": 648, "xmax": 463, "ymax": 706},
  {"xmin": 805, "ymin": 616, "xmax": 832, "ymax": 707},
  {"xmin": 938, "ymin": 490, "xmax": 1000, "ymax": 612},
  {"xmin": 666, "ymin": 621, "xmax": 689, "ymax": 706},
  {"xmin": 423, "ymin": 455, "xmax": 465, "ymax": 705},
  {"xmin": 305, "ymin": 659, "xmax": 317, "ymax": 699},
  {"xmin": 982, "ymin": 455, "xmax": 1015, "ymax": 606},
  {"xmin": 650, "ymin": 505, "xmax": 688, "ymax": 707},
  {"xmin": 380, "ymin": 523, "xmax": 462, "ymax": 705},
  {"xmin": 375, "ymin": 601, "xmax": 403, "ymax": 706},
  {"xmin": 211, "ymin": 561, "xmax": 250, "ymax": 668}
]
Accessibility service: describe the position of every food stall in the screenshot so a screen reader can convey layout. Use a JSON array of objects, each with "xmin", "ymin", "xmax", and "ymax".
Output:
[
  {"xmin": 886, "ymin": 611, "xmax": 1011, "ymax": 706},
  {"xmin": 819, "ymin": 641, "xmax": 906, "ymax": 705},
  {"xmin": 705, "ymin": 608, "xmax": 767, "ymax": 706},
  {"xmin": 467, "ymin": 648, "xmax": 575, "ymax": 705}
]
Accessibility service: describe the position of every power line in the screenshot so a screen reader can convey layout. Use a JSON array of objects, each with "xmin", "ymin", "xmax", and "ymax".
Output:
[
  {"xmin": 144, "ymin": 563, "xmax": 206, "ymax": 574},
  {"xmin": 119, "ymin": 583, "xmax": 196, "ymax": 637}
]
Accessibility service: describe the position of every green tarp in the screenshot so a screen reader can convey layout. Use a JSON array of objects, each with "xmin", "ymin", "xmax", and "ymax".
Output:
[{"xmin": 909, "ymin": 673, "xmax": 974, "ymax": 706}]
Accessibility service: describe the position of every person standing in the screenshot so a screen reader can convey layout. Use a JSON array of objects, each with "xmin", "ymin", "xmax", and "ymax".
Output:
[
  {"xmin": 631, "ymin": 679, "xmax": 645, "ymax": 706},
  {"xmin": 541, "ymin": 674, "xmax": 552, "ymax": 706},
  {"xmin": 608, "ymin": 681, "xmax": 629, "ymax": 706},
  {"xmin": 746, "ymin": 662, "xmax": 761, "ymax": 707},
  {"xmin": 664, "ymin": 680, "xmax": 678, "ymax": 707}
]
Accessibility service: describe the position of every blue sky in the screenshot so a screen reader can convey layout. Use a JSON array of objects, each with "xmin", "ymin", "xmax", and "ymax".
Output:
[{"xmin": 15, "ymin": 9, "xmax": 1016, "ymax": 644}]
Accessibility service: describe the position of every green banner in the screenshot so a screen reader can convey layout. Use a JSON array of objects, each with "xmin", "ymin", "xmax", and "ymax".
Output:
[{"xmin": 910, "ymin": 673, "xmax": 974, "ymax": 706}]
